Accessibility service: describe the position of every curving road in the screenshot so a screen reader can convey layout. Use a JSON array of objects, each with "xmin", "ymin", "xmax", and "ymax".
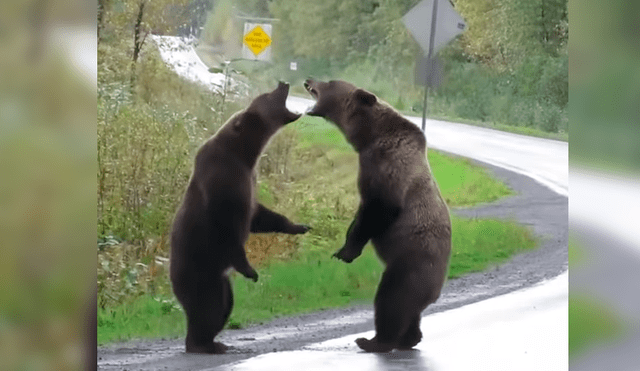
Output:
[{"xmin": 97, "ymin": 37, "xmax": 569, "ymax": 370}]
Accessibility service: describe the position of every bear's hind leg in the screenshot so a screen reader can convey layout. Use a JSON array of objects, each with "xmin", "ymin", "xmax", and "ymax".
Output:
[
  {"xmin": 397, "ymin": 315, "xmax": 422, "ymax": 350},
  {"xmin": 222, "ymin": 276, "xmax": 234, "ymax": 326},
  {"xmin": 356, "ymin": 264, "xmax": 415, "ymax": 353},
  {"xmin": 184, "ymin": 280, "xmax": 230, "ymax": 354}
]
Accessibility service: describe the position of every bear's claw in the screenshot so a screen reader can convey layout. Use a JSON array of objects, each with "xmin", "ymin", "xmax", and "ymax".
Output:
[
  {"xmin": 240, "ymin": 268, "xmax": 258, "ymax": 282},
  {"xmin": 355, "ymin": 337, "xmax": 394, "ymax": 353},
  {"xmin": 294, "ymin": 224, "xmax": 312, "ymax": 234},
  {"xmin": 186, "ymin": 341, "xmax": 229, "ymax": 354},
  {"xmin": 333, "ymin": 247, "xmax": 358, "ymax": 263}
]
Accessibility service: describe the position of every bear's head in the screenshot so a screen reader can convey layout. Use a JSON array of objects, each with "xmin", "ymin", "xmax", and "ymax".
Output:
[
  {"xmin": 244, "ymin": 81, "xmax": 301, "ymax": 131},
  {"xmin": 304, "ymin": 78, "xmax": 378, "ymax": 149}
]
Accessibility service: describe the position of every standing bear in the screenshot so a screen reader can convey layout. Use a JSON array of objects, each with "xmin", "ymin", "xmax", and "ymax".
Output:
[
  {"xmin": 170, "ymin": 82, "xmax": 310, "ymax": 354},
  {"xmin": 304, "ymin": 79, "xmax": 452, "ymax": 353}
]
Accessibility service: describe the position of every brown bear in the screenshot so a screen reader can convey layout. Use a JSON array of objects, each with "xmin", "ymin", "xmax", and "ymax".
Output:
[
  {"xmin": 304, "ymin": 78, "xmax": 452, "ymax": 353},
  {"xmin": 170, "ymin": 82, "xmax": 310, "ymax": 354}
]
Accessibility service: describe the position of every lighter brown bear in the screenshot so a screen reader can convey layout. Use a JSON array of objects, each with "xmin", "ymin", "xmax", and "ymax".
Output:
[{"xmin": 304, "ymin": 79, "xmax": 452, "ymax": 353}]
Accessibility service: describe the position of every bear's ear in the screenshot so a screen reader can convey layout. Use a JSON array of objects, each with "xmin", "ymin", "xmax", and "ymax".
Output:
[{"xmin": 354, "ymin": 89, "xmax": 376, "ymax": 106}]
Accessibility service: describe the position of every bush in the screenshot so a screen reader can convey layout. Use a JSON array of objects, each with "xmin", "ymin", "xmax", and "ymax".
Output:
[
  {"xmin": 508, "ymin": 98, "xmax": 537, "ymax": 128},
  {"xmin": 536, "ymin": 101, "xmax": 563, "ymax": 133},
  {"xmin": 538, "ymin": 54, "xmax": 568, "ymax": 108},
  {"xmin": 489, "ymin": 94, "xmax": 513, "ymax": 124}
]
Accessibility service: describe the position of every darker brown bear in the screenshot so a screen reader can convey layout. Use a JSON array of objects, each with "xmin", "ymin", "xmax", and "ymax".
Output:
[
  {"xmin": 304, "ymin": 79, "xmax": 452, "ymax": 352},
  {"xmin": 170, "ymin": 82, "xmax": 310, "ymax": 354}
]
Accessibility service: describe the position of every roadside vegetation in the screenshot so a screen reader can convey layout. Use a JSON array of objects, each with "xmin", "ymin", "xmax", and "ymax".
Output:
[
  {"xmin": 197, "ymin": 0, "xmax": 567, "ymax": 139},
  {"xmin": 567, "ymin": 239, "xmax": 625, "ymax": 359},
  {"xmin": 569, "ymin": 295, "xmax": 624, "ymax": 359},
  {"xmin": 98, "ymin": 0, "xmax": 544, "ymax": 345}
]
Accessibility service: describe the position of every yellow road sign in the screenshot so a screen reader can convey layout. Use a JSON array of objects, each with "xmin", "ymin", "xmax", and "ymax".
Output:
[{"xmin": 243, "ymin": 25, "xmax": 272, "ymax": 56}]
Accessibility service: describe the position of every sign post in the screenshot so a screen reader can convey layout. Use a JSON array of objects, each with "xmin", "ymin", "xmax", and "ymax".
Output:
[
  {"xmin": 420, "ymin": 0, "xmax": 439, "ymax": 133},
  {"xmin": 403, "ymin": 0, "xmax": 466, "ymax": 132}
]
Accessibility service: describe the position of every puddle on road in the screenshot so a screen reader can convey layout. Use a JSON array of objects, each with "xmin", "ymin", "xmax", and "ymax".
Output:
[
  {"xmin": 99, "ymin": 344, "xmax": 184, "ymax": 368},
  {"xmin": 226, "ymin": 311, "xmax": 372, "ymax": 345}
]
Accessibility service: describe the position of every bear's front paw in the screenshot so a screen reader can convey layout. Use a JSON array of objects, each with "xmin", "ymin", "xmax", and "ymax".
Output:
[
  {"xmin": 293, "ymin": 224, "xmax": 312, "ymax": 234},
  {"xmin": 332, "ymin": 246, "xmax": 359, "ymax": 263},
  {"xmin": 240, "ymin": 267, "xmax": 259, "ymax": 282}
]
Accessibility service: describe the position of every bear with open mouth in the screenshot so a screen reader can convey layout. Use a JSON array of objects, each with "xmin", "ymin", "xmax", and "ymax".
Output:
[
  {"xmin": 170, "ymin": 82, "xmax": 310, "ymax": 354},
  {"xmin": 304, "ymin": 78, "xmax": 452, "ymax": 353}
]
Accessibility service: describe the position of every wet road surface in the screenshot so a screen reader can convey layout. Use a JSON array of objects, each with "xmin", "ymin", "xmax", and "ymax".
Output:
[{"xmin": 215, "ymin": 272, "xmax": 567, "ymax": 371}]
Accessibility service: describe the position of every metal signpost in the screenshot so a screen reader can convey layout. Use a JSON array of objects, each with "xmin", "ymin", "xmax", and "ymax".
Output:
[{"xmin": 403, "ymin": 0, "xmax": 467, "ymax": 132}]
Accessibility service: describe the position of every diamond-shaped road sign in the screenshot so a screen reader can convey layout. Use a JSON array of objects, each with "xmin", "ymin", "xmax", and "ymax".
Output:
[
  {"xmin": 403, "ymin": 0, "xmax": 466, "ymax": 57},
  {"xmin": 242, "ymin": 23, "xmax": 272, "ymax": 61}
]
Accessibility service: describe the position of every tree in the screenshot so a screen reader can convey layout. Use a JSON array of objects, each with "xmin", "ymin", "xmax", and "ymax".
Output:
[
  {"xmin": 178, "ymin": 0, "xmax": 213, "ymax": 37},
  {"xmin": 97, "ymin": 0, "xmax": 112, "ymax": 42},
  {"xmin": 454, "ymin": 0, "xmax": 567, "ymax": 67},
  {"xmin": 102, "ymin": 0, "xmax": 191, "ymax": 62}
]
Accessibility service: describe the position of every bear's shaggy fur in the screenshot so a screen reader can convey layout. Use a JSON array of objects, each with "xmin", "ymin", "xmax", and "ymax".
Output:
[
  {"xmin": 170, "ymin": 82, "xmax": 309, "ymax": 354},
  {"xmin": 304, "ymin": 79, "xmax": 452, "ymax": 352}
]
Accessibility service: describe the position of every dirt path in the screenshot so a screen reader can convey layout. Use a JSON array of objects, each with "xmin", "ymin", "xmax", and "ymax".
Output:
[{"xmin": 97, "ymin": 158, "xmax": 568, "ymax": 371}]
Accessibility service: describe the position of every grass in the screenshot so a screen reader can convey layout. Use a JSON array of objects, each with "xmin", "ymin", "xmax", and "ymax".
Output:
[
  {"xmin": 98, "ymin": 295, "xmax": 185, "ymax": 344},
  {"xmin": 448, "ymin": 217, "xmax": 536, "ymax": 278},
  {"xmin": 568, "ymin": 238, "xmax": 583, "ymax": 267},
  {"xmin": 567, "ymin": 240, "xmax": 625, "ymax": 359},
  {"xmin": 97, "ymin": 116, "xmax": 537, "ymax": 345},
  {"xmin": 569, "ymin": 295, "xmax": 624, "ymax": 358},
  {"xmin": 98, "ymin": 213, "xmax": 536, "ymax": 344},
  {"xmin": 289, "ymin": 116, "xmax": 513, "ymax": 208}
]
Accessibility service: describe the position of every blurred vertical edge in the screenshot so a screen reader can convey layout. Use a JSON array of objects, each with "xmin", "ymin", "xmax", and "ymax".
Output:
[
  {"xmin": 570, "ymin": 0, "xmax": 640, "ymax": 369},
  {"xmin": 0, "ymin": 0, "xmax": 97, "ymax": 370}
]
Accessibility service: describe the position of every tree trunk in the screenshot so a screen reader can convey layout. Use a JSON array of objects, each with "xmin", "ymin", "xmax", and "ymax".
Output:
[
  {"xmin": 97, "ymin": 0, "xmax": 106, "ymax": 42},
  {"xmin": 131, "ymin": 0, "xmax": 148, "ymax": 88},
  {"xmin": 133, "ymin": 0, "xmax": 146, "ymax": 63}
]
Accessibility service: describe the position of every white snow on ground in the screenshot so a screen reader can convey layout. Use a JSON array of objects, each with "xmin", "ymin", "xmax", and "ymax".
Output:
[{"xmin": 150, "ymin": 35, "xmax": 227, "ymax": 92}]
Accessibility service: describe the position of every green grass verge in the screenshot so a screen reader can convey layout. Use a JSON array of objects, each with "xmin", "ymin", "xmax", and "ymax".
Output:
[
  {"xmin": 98, "ymin": 296, "xmax": 185, "ymax": 344},
  {"xmin": 568, "ymin": 238, "xmax": 583, "ymax": 267},
  {"xmin": 98, "ymin": 214, "xmax": 536, "ymax": 344},
  {"xmin": 569, "ymin": 295, "xmax": 624, "ymax": 358},
  {"xmin": 567, "ymin": 240, "xmax": 625, "ymax": 358},
  {"xmin": 98, "ymin": 116, "xmax": 535, "ymax": 345},
  {"xmin": 290, "ymin": 116, "xmax": 513, "ymax": 208}
]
